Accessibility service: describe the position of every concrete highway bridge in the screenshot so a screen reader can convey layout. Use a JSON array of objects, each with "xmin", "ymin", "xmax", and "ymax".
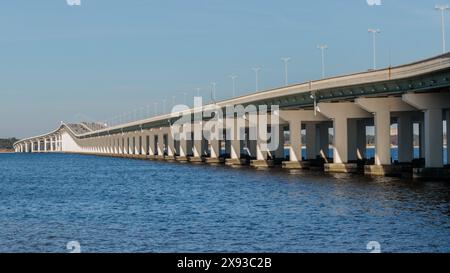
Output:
[{"xmin": 14, "ymin": 53, "xmax": 450, "ymax": 179}]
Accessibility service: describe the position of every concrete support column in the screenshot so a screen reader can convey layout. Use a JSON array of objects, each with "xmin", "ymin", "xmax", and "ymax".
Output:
[
  {"xmin": 119, "ymin": 136, "xmax": 124, "ymax": 154},
  {"xmin": 124, "ymin": 136, "xmax": 129, "ymax": 154},
  {"xmin": 177, "ymin": 124, "xmax": 190, "ymax": 159},
  {"xmin": 105, "ymin": 137, "xmax": 108, "ymax": 153},
  {"xmin": 332, "ymin": 118, "xmax": 348, "ymax": 164},
  {"xmin": 347, "ymin": 119, "xmax": 358, "ymax": 162},
  {"xmin": 129, "ymin": 136, "xmax": 134, "ymax": 155},
  {"xmin": 141, "ymin": 133, "xmax": 148, "ymax": 155},
  {"xmin": 397, "ymin": 113, "xmax": 414, "ymax": 163},
  {"xmin": 403, "ymin": 93, "xmax": 450, "ymax": 168},
  {"xmin": 193, "ymin": 138, "xmax": 202, "ymax": 158},
  {"xmin": 356, "ymin": 120, "xmax": 366, "ymax": 160},
  {"xmin": 115, "ymin": 137, "xmax": 120, "ymax": 154},
  {"xmin": 279, "ymin": 110, "xmax": 329, "ymax": 169},
  {"xmin": 447, "ymin": 110, "xmax": 450, "ymax": 165},
  {"xmin": 273, "ymin": 125, "xmax": 285, "ymax": 159},
  {"xmin": 167, "ymin": 128, "xmax": 175, "ymax": 157},
  {"xmin": 248, "ymin": 139, "xmax": 257, "ymax": 158},
  {"xmin": 148, "ymin": 132, "xmax": 155, "ymax": 156},
  {"xmin": 134, "ymin": 134, "xmax": 139, "ymax": 155},
  {"xmin": 157, "ymin": 131, "xmax": 164, "ymax": 156},
  {"xmin": 318, "ymin": 102, "xmax": 372, "ymax": 173},
  {"xmin": 225, "ymin": 138, "xmax": 231, "ymax": 157},
  {"xmin": 179, "ymin": 137, "xmax": 187, "ymax": 157},
  {"xmin": 210, "ymin": 139, "xmax": 220, "ymax": 159},
  {"xmin": 356, "ymin": 97, "xmax": 416, "ymax": 173},
  {"xmin": 228, "ymin": 117, "xmax": 241, "ymax": 160},
  {"xmin": 374, "ymin": 111, "xmax": 391, "ymax": 165},
  {"xmin": 230, "ymin": 139, "xmax": 240, "ymax": 159},
  {"xmin": 44, "ymin": 139, "xmax": 48, "ymax": 152},
  {"xmin": 319, "ymin": 123, "xmax": 330, "ymax": 160},
  {"xmin": 192, "ymin": 122, "xmax": 203, "ymax": 159},
  {"xmin": 305, "ymin": 123, "xmax": 317, "ymax": 160},
  {"xmin": 289, "ymin": 120, "xmax": 302, "ymax": 162},
  {"xmin": 424, "ymin": 109, "xmax": 444, "ymax": 167},
  {"xmin": 100, "ymin": 137, "xmax": 104, "ymax": 153},
  {"xmin": 256, "ymin": 122, "xmax": 268, "ymax": 161},
  {"xmin": 419, "ymin": 119, "xmax": 425, "ymax": 158}
]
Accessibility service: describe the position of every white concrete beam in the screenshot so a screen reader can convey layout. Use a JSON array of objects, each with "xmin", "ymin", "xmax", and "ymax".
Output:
[
  {"xmin": 403, "ymin": 93, "xmax": 448, "ymax": 168},
  {"xmin": 318, "ymin": 102, "xmax": 372, "ymax": 164},
  {"xmin": 279, "ymin": 110, "xmax": 328, "ymax": 123},
  {"xmin": 403, "ymin": 92, "xmax": 450, "ymax": 110},
  {"xmin": 279, "ymin": 110, "xmax": 329, "ymax": 162},
  {"xmin": 356, "ymin": 97, "xmax": 416, "ymax": 165}
]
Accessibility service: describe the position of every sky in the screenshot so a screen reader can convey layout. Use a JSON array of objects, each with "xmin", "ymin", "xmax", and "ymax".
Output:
[{"xmin": 0, "ymin": 0, "xmax": 447, "ymax": 138}]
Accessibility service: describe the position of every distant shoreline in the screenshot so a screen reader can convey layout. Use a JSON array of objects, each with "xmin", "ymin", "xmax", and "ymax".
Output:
[{"xmin": 0, "ymin": 149, "xmax": 14, "ymax": 153}]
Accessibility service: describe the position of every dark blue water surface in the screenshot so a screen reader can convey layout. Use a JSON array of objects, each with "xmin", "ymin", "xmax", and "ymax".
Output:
[{"xmin": 1, "ymin": 153, "xmax": 450, "ymax": 253}]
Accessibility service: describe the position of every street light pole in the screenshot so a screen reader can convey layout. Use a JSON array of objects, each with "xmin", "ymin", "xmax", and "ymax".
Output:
[
  {"xmin": 252, "ymin": 67, "xmax": 261, "ymax": 92},
  {"xmin": 436, "ymin": 4, "xmax": 449, "ymax": 53},
  {"xmin": 281, "ymin": 57, "xmax": 291, "ymax": 86},
  {"xmin": 317, "ymin": 45, "xmax": 328, "ymax": 79},
  {"xmin": 368, "ymin": 28, "xmax": 381, "ymax": 70}
]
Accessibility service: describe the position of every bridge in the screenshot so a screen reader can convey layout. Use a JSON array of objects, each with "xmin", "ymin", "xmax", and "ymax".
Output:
[{"xmin": 14, "ymin": 53, "xmax": 450, "ymax": 179}]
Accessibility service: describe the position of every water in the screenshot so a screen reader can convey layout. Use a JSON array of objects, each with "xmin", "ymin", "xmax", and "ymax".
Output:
[{"xmin": 1, "ymin": 153, "xmax": 450, "ymax": 253}]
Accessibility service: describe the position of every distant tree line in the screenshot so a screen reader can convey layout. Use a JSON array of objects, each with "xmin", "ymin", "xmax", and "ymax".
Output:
[{"xmin": 0, "ymin": 138, "xmax": 19, "ymax": 149}]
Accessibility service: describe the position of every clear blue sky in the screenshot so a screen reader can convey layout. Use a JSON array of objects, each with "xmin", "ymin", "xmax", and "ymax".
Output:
[{"xmin": 0, "ymin": 0, "xmax": 446, "ymax": 138}]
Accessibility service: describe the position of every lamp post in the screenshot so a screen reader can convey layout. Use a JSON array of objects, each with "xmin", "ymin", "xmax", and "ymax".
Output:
[
  {"xmin": 368, "ymin": 28, "xmax": 381, "ymax": 69},
  {"xmin": 317, "ymin": 45, "xmax": 328, "ymax": 79},
  {"xmin": 436, "ymin": 4, "xmax": 449, "ymax": 53},
  {"xmin": 281, "ymin": 57, "xmax": 291, "ymax": 86}
]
